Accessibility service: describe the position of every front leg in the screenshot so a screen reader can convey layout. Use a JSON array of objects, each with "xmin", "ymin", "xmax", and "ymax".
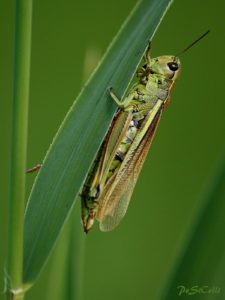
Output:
[
  {"xmin": 137, "ymin": 41, "xmax": 152, "ymax": 81},
  {"xmin": 108, "ymin": 87, "xmax": 133, "ymax": 109}
]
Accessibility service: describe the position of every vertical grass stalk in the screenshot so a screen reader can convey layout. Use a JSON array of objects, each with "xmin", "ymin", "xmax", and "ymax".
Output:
[
  {"xmin": 7, "ymin": 0, "xmax": 33, "ymax": 299},
  {"xmin": 65, "ymin": 208, "xmax": 86, "ymax": 300}
]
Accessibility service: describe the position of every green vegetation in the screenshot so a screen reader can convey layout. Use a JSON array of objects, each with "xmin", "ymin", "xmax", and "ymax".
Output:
[{"xmin": 1, "ymin": 0, "xmax": 225, "ymax": 299}]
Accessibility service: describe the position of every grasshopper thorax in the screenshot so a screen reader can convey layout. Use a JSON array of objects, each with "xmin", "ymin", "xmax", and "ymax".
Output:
[{"xmin": 150, "ymin": 56, "xmax": 181, "ymax": 80}]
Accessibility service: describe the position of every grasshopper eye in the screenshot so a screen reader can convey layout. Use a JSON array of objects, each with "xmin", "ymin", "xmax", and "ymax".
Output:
[{"xmin": 167, "ymin": 62, "xmax": 179, "ymax": 71}]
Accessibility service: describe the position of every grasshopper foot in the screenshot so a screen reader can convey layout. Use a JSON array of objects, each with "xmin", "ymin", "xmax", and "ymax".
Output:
[{"xmin": 26, "ymin": 163, "xmax": 42, "ymax": 174}]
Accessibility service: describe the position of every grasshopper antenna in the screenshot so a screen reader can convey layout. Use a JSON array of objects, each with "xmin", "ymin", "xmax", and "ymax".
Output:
[{"xmin": 176, "ymin": 30, "xmax": 210, "ymax": 56}]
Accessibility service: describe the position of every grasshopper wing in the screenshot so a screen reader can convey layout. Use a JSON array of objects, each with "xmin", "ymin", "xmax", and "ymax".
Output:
[
  {"xmin": 87, "ymin": 110, "xmax": 133, "ymax": 193},
  {"xmin": 96, "ymin": 100, "xmax": 163, "ymax": 231}
]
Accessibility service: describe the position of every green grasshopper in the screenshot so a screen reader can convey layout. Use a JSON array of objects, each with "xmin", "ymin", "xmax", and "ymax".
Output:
[
  {"xmin": 26, "ymin": 31, "xmax": 209, "ymax": 233},
  {"xmin": 80, "ymin": 31, "xmax": 210, "ymax": 233}
]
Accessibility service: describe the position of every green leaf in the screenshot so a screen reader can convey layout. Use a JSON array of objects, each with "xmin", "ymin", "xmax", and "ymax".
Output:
[
  {"xmin": 23, "ymin": 0, "xmax": 173, "ymax": 286},
  {"xmin": 160, "ymin": 158, "xmax": 225, "ymax": 299}
]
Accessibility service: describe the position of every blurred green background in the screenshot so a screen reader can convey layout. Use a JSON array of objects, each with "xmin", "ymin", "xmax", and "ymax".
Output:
[{"xmin": 1, "ymin": 0, "xmax": 225, "ymax": 299}]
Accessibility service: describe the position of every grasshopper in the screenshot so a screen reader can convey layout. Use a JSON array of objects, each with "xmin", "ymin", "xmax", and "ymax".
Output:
[
  {"xmin": 26, "ymin": 31, "xmax": 209, "ymax": 233},
  {"xmin": 80, "ymin": 31, "xmax": 210, "ymax": 233}
]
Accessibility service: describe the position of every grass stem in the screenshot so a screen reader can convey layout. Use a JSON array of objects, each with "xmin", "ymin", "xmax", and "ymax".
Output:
[{"xmin": 7, "ymin": 0, "xmax": 33, "ymax": 299}]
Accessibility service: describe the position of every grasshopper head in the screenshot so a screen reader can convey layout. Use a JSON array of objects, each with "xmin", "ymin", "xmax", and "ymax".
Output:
[{"xmin": 150, "ymin": 56, "xmax": 181, "ymax": 80}]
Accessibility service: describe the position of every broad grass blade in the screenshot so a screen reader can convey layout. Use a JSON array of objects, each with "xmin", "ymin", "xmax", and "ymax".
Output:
[{"xmin": 23, "ymin": 0, "xmax": 173, "ymax": 286}]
